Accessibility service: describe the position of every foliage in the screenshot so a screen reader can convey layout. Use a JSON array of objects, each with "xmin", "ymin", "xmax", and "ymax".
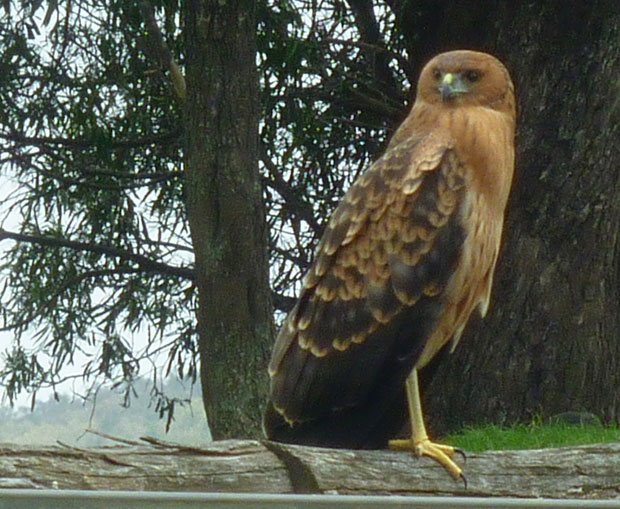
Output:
[
  {"xmin": 0, "ymin": 0, "xmax": 195, "ymax": 414},
  {"xmin": 0, "ymin": 0, "xmax": 414, "ymax": 422},
  {"xmin": 260, "ymin": 0, "xmax": 410, "ymax": 310}
]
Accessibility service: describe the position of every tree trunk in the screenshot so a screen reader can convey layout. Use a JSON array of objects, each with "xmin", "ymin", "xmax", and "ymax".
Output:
[
  {"xmin": 399, "ymin": 2, "xmax": 620, "ymax": 434},
  {"xmin": 183, "ymin": 0, "xmax": 273, "ymax": 438}
]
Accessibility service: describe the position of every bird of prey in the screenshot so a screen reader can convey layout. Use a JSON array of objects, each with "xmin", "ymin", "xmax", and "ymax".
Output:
[{"xmin": 264, "ymin": 50, "xmax": 516, "ymax": 481}]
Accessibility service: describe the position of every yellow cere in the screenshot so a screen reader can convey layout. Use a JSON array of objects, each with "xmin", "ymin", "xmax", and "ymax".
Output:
[{"xmin": 442, "ymin": 72, "xmax": 454, "ymax": 85}]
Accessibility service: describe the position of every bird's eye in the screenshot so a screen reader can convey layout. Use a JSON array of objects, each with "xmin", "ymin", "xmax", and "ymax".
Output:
[
  {"xmin": 432, "ymin": 68, "xmax": 442, "ymax": 80},
  {"xmin": 464, "ymin": 70, "xmax": 481, "ymax": 82}
]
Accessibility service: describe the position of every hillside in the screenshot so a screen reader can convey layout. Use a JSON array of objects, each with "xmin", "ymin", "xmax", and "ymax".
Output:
[{"xmin": 0, "ymin": 378, "xmax": 212, "ymax": 446}]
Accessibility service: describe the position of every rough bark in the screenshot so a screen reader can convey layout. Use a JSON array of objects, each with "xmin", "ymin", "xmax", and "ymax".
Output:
[
  {"xmin": 183, "ymin": 1, "xmax": 273, "ymax": 439},
  {"xmin": 0, "ymin": 440, "xmax": 618, "ymax": 499},
  {"xmin": 387, "ymin": 1, "xmax": 620, "ymax": 434}
]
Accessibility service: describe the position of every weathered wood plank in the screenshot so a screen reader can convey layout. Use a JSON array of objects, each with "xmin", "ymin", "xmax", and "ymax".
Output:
[
  {"xmin": 0, "ymin": 439, "xmax": 618, "ymax": 499},
  {"xmin": 0, "ymin": 440, "xmax": 291, "ymax": 493},
  {"xmin": 276, "ymin": 442, "xmax": 620, "ymax": 499}
]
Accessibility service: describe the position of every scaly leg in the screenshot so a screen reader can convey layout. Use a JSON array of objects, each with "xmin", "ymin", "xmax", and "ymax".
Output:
[{"xmin": 389, "ymin": 368, "xmax": 465, "ymax": 483}]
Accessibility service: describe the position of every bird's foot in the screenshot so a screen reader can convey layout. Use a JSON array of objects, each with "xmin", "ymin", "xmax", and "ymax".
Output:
[{"xmin": 389, "ymin": 437, "xmax": 466, "ymax": 485}]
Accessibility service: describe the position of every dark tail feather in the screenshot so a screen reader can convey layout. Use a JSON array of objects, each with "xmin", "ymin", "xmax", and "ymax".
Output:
[{"xmin": 263, "ymin": 387, "xmax": 408, "ymax": 449}]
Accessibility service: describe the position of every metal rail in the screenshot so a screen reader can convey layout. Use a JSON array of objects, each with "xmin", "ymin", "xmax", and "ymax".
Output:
[{"xmin": 0, "ymin": 490, "xmax": 618, "ymax": 508}]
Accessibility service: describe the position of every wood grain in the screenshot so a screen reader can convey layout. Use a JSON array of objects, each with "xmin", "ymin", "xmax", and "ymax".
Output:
[{"xmin": 0, "ymin": 439, "xmax": 618, "ymax": 499}]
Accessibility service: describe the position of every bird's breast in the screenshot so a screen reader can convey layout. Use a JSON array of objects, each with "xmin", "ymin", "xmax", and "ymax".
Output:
[{"xmin": 414, "ymin": 189, "xmax": 503, "ymax": 369}]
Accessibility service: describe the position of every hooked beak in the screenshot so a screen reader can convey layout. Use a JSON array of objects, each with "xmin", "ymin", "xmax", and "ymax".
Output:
[{"xmin": 439, "ymin": 73, "xmax": 469, "ymax": 102}]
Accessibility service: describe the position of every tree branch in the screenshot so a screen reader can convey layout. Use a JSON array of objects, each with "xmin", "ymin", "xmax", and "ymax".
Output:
[
  {"xmin": 320, "ymin": 37, "xmax": 411, "ymax": 78},
  {"xmin": 0, "ymin": 130, "xmax": 181, "ymax": 150},
  {"xmin": 0, "ymin": 227, "xmax": 292, "ymax": 314},
  {"xmin": 0, "ymin": 268, "xmax": 142, "ymax": 333},
  {"xmin": 271, "ymin": 292, "xmax": 296, "ymax": 313},
  {"xmin": 79, "ymin": 168, "xmax": 184, "ymax": 182},
  {"xmin": 260, "ymin": 147, "xmax": 324, "ymax": 236},
  {"xmin": 19, "ymin": 164, "xmax": 182, "ymax": 192},
  {"xmin": 139, "ymin": 1, "xmax": 186, "ymax": 101},
  {"xmin": 346, "ymin": 0, "xmax": 403, "ymax": 91},
  {"xmin": 0, "ymin": 228, "xmax": 194, "ymax": 280},
  {"xmin": 279, "ymin": 82, "xmax": 404, "ymax": 124}
]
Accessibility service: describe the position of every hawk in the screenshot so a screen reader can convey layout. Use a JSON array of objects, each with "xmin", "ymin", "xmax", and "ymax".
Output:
[{"xmin": 264, "ymin": 50, "xmax": 516, "ymax": 481}]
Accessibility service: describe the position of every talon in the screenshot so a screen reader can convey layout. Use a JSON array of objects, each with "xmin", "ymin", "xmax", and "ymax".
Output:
[
  {"xmin": 390, "ymin": 436, "xmax": 464, "ymax": 480},
  {"xmin": 459, "ymin": 472, "xmax": 468, "ymax": 489},
  {"xmin": 455, "ymin": 447, "xmax": 467, "ymax": 462}
]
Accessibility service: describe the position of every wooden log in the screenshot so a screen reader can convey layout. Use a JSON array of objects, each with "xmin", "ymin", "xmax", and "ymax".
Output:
[{"xmin": 0, "ymin": 439, "xmax": 618, "ymax": 499}]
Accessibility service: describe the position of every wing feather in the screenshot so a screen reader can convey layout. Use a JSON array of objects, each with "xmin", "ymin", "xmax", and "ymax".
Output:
[{"xmin": 266, "ymin": 135, "xmax": 468, "ymax": 439}]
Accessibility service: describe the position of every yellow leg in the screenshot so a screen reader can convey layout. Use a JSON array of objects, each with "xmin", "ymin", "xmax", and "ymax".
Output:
[{"xmin": 389, "ymin": 368, "xmax": 465, "ymax": 482}]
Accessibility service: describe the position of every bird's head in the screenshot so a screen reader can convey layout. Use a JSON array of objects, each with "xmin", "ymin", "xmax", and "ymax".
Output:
[{"xmin": 416, "ymin": 50, "xmax": 515, "ymax": 115}]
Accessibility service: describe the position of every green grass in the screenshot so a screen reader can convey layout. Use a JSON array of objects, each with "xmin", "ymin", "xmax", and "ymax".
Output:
[{"xmin": 442, "ymin": 419, "xmax": 620, "ymax": 453}]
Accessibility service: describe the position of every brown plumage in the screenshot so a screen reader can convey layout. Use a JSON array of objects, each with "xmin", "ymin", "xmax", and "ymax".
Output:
[{"xmin": 264, "ymin": 50, "xmax": 516, "ymax": 479}]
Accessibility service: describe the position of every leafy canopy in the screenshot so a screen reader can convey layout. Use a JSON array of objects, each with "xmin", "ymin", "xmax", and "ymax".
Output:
[{"xmin": 0, "ymin": 0, "xmax": 411, "ymax": 421}]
